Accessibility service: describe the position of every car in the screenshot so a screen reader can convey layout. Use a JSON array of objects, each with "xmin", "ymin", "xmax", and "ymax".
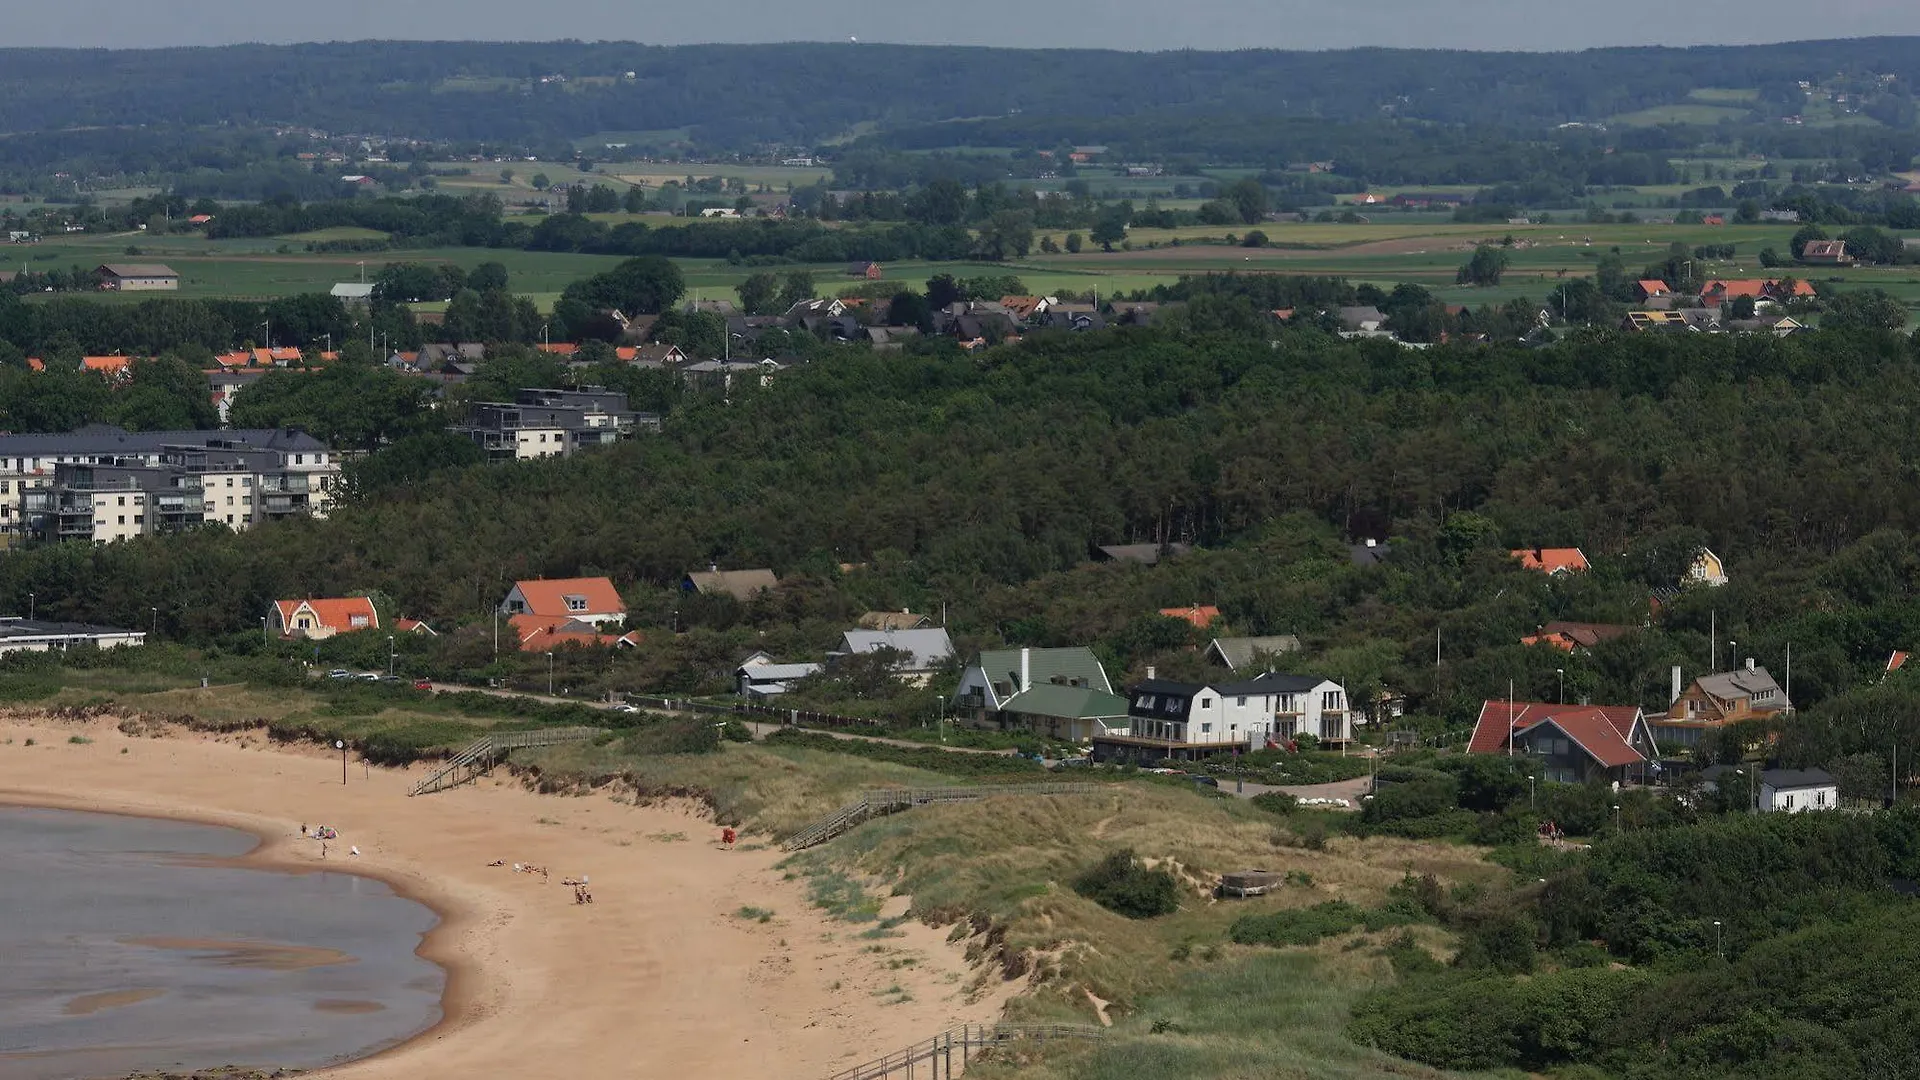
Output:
[
  {"xmin": 1190, "ymin": 775, "xmax": 1221, "ymax": 788},
  {"xmin": 413, "ymin": 679, "xmax": 434, "ymax": 691},
  {"xmin": 1056, "ymin": 756, "xmax": 1093, "ymax": 768},
  {"xmin": 611, "ymin": 703, "xmax": 640, "ymax": 714},
  {"xmin": 355, "ymin": 672, "xmax": 382, "ymax": 681},
  {"xmin": 326, "ymin": 669, "xmax": 351, "ymax": 679}
]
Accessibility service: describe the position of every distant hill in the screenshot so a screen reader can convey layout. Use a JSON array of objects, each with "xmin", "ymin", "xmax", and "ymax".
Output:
[{"xmin": 1, "ymin": 38, "xmax": 1918, "ymax": 149}]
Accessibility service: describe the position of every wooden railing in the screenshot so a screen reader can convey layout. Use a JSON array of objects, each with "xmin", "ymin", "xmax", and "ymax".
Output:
[{"xmin": 830, "ymin": 1023, "xmax": 1105, "ymax": 1080}]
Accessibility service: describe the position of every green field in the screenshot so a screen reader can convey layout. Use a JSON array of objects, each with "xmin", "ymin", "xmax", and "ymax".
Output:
[
  {"xmin": 17, "ymin": 218, "xmax": 1919, "ymax": 324},
  {"xmin": 1611, "ymin": 103, "xmax": 1754, "ymax": 126}
]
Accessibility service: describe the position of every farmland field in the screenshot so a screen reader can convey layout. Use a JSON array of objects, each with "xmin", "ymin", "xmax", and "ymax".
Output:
[{"xmin": 13, "ymin": 218, "xmax": 1917, "ymax": 324}]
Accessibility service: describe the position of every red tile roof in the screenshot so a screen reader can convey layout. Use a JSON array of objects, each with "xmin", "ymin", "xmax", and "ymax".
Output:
[
  {"xmin": 507, "ymin": 577, "xmax": 624, "ymax": 619},
  {"xmin": 273, "ymin": 597, "xmax": 379, "ymax": 635},
  {"xmin": 536, "ymin": 343, "xmax": 580, "ymax": 356},
  {"xmin": 507, "ymin": 614, "xmax": 641, "ymax": 651},
  {"xmin": 1159, "ymin": 605, "xmax": 1222, "ymax": 629},
  {"xmin": 82, "ymin": 355, "xmax": 135, "ymax": 375},
  {"xmin": 1891, "ymin": 651, "xmax": 1909, "ymax": 673},
  {"xmin": 25, "ymin": 357, "xmax": 45, "ymax": 372},
  {"xmin": 1636, "ymin": 280, "xmax": 1670, "ymax": 296},
  {"xmin": 1468, "ymin": 700, "xmax": 1647, "ymax": 767},
  {"xmin": 1511, "ymin": 548, "xmax": 1590, "ymax": 574}
]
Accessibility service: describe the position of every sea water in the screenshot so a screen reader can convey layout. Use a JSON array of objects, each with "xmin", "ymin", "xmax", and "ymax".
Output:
[{"xmin": 0, "ymin": 805, "xmax": 444, "ymax": 1079}]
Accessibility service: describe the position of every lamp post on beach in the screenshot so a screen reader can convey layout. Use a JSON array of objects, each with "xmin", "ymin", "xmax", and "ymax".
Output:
[
  {"xmin": 336, "ymin": 739, "xmax": 346, "ymax": 785},
  {"xmin": 546, "ymin": 651, "xmax": 554, "ymax": 696}
]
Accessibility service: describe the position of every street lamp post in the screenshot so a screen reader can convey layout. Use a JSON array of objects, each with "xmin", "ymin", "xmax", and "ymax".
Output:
[
  {"xmin": 336, "ymin": 739, "xmax": 347, "ymax": 785},
  {"xmin": 1613, "ymin": 803, "xmax": 1622, "ymax": 833},
  {"xmin": 1556, "ymin": 667, "xmax": 1564, "ymax": 705},
  {"xmin": 547, "ymin": 651, "xmax": 555, "ymax": 696},
  {"xmin": 387, "ymin": 634, "xmax": 396, "ymax": 677},
  {"xmin": 261, "ymin": 616, "xmax": 268, "ymax": 645},
  {"xmin": 1529, "ymin": 774, "xmax": 1536, "ymax": 810},
  {"xmin": 671, "ymin": 609, "xmax": 679, "ymax": 634},
  {"xmin": 1712, "ymin": 919, "xmax": 1723, "ymax": 960},
  {"xmin": 27, "ymin": 592, "xmax": 34, "ymax": 620},
  {"xmin": 150, "ymin": 606, "xmax": 158, "ymax": 635}
]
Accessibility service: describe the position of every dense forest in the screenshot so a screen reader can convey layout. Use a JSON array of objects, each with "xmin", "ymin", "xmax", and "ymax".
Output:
[
  {"xmin": 2, "ymin": 39, "xmax": 1919, "ymax": 149},
  {"xmin": 6, "ymin": 294, "xmax": 1920, "ymax": 746}
]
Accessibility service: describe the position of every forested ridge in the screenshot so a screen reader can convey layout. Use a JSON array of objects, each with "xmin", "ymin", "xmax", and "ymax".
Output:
[
  {"xmin": 2, "ymin": 38, "xmax": 1919, "ymax": 147},
  {"xmin": 7, "ymin": 306, "xmax": 1920, "ymax": 734}
]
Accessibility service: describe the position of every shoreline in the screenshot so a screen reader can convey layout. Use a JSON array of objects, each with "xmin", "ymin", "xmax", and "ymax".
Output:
[
  {"xmin": 0, "ymin": 791, "xmax": 476, "ymax": 1075},
  {"xmin": 0, "ymin": 711, "xmax": 1016, "ymax": 1079}
]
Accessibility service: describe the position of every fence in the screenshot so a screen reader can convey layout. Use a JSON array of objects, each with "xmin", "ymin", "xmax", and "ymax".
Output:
[
  {"xmin": 783, "ymin": 783, "xmax": 1105, "ymax": 852},
  {"xmin": 830, "ymin": 1024, "xmax": 1105, "ymax": 1080}
]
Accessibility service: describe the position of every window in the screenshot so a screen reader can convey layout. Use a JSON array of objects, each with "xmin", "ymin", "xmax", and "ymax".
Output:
[
  {"xmin": 117, "ymin": 516, "xmax": 125, "ymax": 525},
  {"xmin": 133, "ymin": 515, "xmax": 142, "ymax": 524},
  {"xmin": 1135, "ymin": 694, "xmax": 1155, "ymax": 710},
  {"xmin": 242, "ymin": 477, "xmax": 252, "ymax": 488},
  {"xmin": 1785, "ymin": 793, "xmax": 1794, "ymax": 809},
  {"xmin": 294, "ymin": 454, "xmax": 305, "ymax": 465},
  {"xmin": 566, "ymin": 596, "xmax": 587, "ymax": 611},
  {"xmin": 226, "ymin": 496, "xmax": 234, "ymax": 506},
  {"xmin": 1816, "ymin": 790, "xmax": 1827, "ymax": 806},
  {"xmin": 225, "ymin": 477, "xmax": 233, "ymax": 487},
  {"xmin": 117, "ymin": 496, "xmax": 125, "ymax": 506},
  {"xmin": 242, "ymin": 496, "xmax": 251, "ymax": 506},
  {"xmin": 1198, "ymin": 697, "xmax": 1212, "ymax": 709},
  {"xmin": 1200, "ymin": 723, "xmax": 1212, "ymax": 734},
  {"xmin": 1323, "ymin": 690, "xmax": 1344, "ymax": 711},
  {"xmin": 1167, "ymin": 698, "xmax": 1185, "ymax": 715},
  {"xmin": 1236, "ymin": 696, "xmax": 1246, "ymax": 706}
]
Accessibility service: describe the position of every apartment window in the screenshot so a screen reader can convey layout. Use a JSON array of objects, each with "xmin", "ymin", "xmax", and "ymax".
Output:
[
  {"xmin": 1816, "ymin": 790, "xmax": 1827, "ymax": 806},
  {"xmin": 225, "ymin": 477, "xmax": 233, "ymax": 487},
  {"xmin": 1135, "ymin": 695, "xmax": 1156, "ymax": 710},
  {"xmin": 1198, "ymin": 697, "xmax": 1212, "ymax": 709},
  {"xmin": 117, "ymin": 496, "xmax": 125, "ymax": 506},
  {"xmin": 1785, "ymin": 794, "xmax": 1794, "ymax": 809},
  {"xmin": 1236, "ymin": 696, "xmax": 1246, "ymax": 706},
  {"xmin": 226, "ymin": 496, "xmax": 234, "ymax": 506},
  {"xmin": 226, "ymin": 514, "xmax": 234, "ymax": 523},
  {"xmin": 1200, "ymin": 723, "xmax": 1212, "ymax": 734},
  {"xmin": 242, "ymin": 496, "xmax": 251, "ymax": 506},
  {"xmin": 117, "ymin": 516, "xmax": 125, "ymax": 525},
  {"xmin": 294, "ymin": 454, "xmax": 305, "ymax": 464},
  {"xmin": 1, "ymin": 482, "xmax": 8, "ymax": 494},
  {"xmin": 242, "ymin": 477, "xmax": 252, "ymax": 488},
  {"xmin": 1323, "ymin": 690, "xmax": 1344, "ymax": 711},
  {"xmin": 133, "ymin": 515, "xmax": 142, "ymax": 524}
]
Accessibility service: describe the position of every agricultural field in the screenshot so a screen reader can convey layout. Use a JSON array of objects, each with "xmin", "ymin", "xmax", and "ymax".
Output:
[{"xmin": 13, "ymin": 217, "xmax": 1917, "ymax": 323}]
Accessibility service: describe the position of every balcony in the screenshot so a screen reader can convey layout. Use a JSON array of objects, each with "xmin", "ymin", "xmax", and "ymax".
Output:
[{"xmin": 258, "ymin": 474, "xmax": 310, "ymax": 494}]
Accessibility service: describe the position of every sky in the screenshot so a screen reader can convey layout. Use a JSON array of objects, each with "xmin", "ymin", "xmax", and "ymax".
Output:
[{"xmin": 12, "ymin": 0, "xmax": 1920, "ymax": 52}]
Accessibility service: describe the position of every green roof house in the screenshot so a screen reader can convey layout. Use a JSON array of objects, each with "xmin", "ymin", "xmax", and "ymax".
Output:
[{"xmin": 952, "ymin": 646, "xmax": 1130, "ymax": 742}]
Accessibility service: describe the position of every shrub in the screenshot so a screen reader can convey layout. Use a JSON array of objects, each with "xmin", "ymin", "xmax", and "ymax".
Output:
[
  {"xmin": 1072, "ymin": 849, "xmax": 1180, "ymax": 919},
  {"xmin": 1251, "ymin": 791, "xmax": 1298, "ymax": 815},
  {"xmin": 1230, "ymin": 900, "xmax": 1366, "ymax": 946},
  {"xmin": 1362, "ymin": 776, "xmax": 1459, "ymax": 824}
]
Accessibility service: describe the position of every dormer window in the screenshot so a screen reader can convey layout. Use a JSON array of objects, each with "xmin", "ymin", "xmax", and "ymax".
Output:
[{"xmin": 565, "ymin": 595, "xmax": 587, "ymax": 612}]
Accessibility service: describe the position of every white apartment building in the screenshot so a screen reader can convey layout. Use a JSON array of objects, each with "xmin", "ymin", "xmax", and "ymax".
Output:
[{"xmin": 0, "ymin": 428, "xmax": 339, "ymax": 545}]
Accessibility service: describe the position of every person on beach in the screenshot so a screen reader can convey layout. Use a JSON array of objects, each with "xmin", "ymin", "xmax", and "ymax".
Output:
[
  {"xmin": 321, "ymin": 842, "xmax": 328, "ymax": 859},
  {"xmin": 300, "ymin": 824, "xmax": 308, "ymax": 837},
  {"xmin": 349, "ymin": 846, "xmax": 360, "ymax": 857},
  {"xmin": 722, "ymin": 827, "xmax": 737, "ymax": 849}
]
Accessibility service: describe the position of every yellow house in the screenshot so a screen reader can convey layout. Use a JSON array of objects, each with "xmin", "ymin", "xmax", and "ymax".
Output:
[{"xmin": 1685, "ymin": 548, "xmax": 1727, "ymax": 588}]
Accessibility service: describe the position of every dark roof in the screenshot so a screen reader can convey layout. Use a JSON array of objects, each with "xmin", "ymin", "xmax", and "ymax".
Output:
[
  {"xmin": 1761, "ymin": 767, "xmax": 1834, "ymax": 789},
  {"xmin": 1097, "ymin": 542, "xmax": 1192, "ymax": 565},
  {"xmin": 0, "ymin": 426, "xmax": 326, "ymax": 456},
  {"xmin": 1133, "ymin": 672, "xmax": 1328, "ymax": 698},
  {"xmin": 1349, "ymin": 541, "xmax": 1391, "ymax": 566}
]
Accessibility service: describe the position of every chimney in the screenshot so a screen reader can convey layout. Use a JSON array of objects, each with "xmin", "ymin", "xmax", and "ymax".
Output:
[
  {"xmin": 1020, "ymin": 648, "xmax": 1031, "ymax": 693},
  {"xmin": 1365, "ymin": 538, "xmax": 1377, "ymax": 548},
  {"xmin": 1671, "ymin": 665, "xmax": 1683, "ymax": 704},
  {"xmin": 709, "ymin": 562, "xmax": 718, "ymax": 573},
  {"xmin": 1146, "ymin": 665, "xmax": 1157, "ymax": 681},
  {"xmin": 1746, "ymin": 657, "xmax": 1756, "ymax": 673}
]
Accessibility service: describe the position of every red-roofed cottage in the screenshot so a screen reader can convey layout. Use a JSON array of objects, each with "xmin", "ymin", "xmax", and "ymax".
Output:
[
  {"xmin": 1511, "ymin": 547, "xmax": 1590, "ymax": 575},
  {"xmin": 1469, "ymin": 700, "xmax": 1657, "ymax": 785},
  {"xmin": 271, "ymin": 597, "xmax": 379, "ymax": 640},
  {"xmin": 499, "ymin": 577, "xmax": 625, "ymax": 628},
  {"xmin": 1159, "ymin": 605, "xmax": 1223, "ymax": 630},
  {"xmin": 506, "ymin": 613, "xmax": 642, "ymax": 652}
]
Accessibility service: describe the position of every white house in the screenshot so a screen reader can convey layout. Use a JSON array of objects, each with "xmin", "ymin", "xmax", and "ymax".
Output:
[
  {"xmin": 1091, "ymin": 671, "xmax": 1351, "ymax": 764},
  {"xmin": 0, "ymin": 617, "xmax": 146, "ymax": 655},
  {"xmin": 835, "ymin": 627, "xmax": 954, "ymax": 685},
  {"xmin": 1758, "ymin": 768, "xmax": 1837, "ymax": 813},
  {"xmin": 736, "ymin": 652, "xmax": 823, "ymax": 698}
]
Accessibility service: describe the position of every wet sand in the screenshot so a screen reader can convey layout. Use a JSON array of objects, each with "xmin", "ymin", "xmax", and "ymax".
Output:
[
  {"xmin": 0, "ymin": 711, "xmax": 1015, "ymax": 1078},
  {"xmin": 123, "ymin": 937, "xmax": 358, "ymax": 971},
  {"xmin": 61, "ymin": 988, "xmax": 165, "ymax": 1016}
]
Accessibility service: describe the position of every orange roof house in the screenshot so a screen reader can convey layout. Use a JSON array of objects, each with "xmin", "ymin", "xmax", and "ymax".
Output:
[
  {"xmin": 507, "ymin": 614, "xmax": 641, "ymax": 652},
  {"xmin": 1635, "ymin": 280, "xmax": 1671, "ymax": 300},
  {"xmin": 82, "ymin": 355, "xmax": 136, "ymax": 378},
  {"xmin": 1511, "ymin": 547, "xmax": 1590, "ymax": 575},
  {"xmin": 499, "ymin": 576, "xmax": 625, "ymax": 628},
  {"xmin": 1699, "ymin": 279, "xmax": 1817, "ymax": 304},
  {"xmin": 271, "ymin": 597, "xmax": 379, "ymax": 640},
  {"xmin": 1520, "ymin": 621, "xmax": 1635, "ymax": 652},
  {"xmin": 535, "ymin": 343, "xmax": 581, "ymax": 356},
  {"xmin": 395, "ymin": 618, "xmax": 437, "ymax": 636},
  {"xmin": 1468, "ymin": 700, "xmax": 1657, "ymax": 784},
  {"xmin": 1160, "ymin": 605, "xmax": 1223, "ymax": 630}
]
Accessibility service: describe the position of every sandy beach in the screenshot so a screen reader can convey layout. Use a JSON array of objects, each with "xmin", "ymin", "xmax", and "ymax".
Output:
[{"xmin": 0, "ymin": 712, "xmax": 1014, "ymax": 1079}]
